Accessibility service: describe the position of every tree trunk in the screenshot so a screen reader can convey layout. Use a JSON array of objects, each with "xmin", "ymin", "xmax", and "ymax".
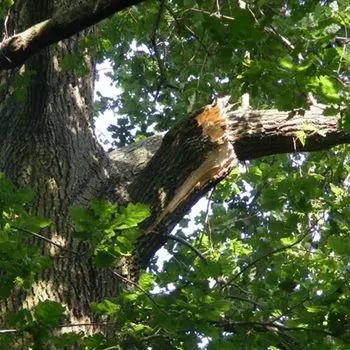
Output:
[
  {"xmin": 0, "ymin": 0, "xmax": 123, "ymax": 331},
  {"xmin": 0, "ymin": 0, "xmax": 350, "ymax": 339}
]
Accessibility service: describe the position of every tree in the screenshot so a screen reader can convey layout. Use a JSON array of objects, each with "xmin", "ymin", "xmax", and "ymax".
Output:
[{"xmin": 0, "ymin": 0, "xmax": 350, "ymax": 348}]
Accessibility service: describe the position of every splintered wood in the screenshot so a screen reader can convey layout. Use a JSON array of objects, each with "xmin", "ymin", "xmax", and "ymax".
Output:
[
  {"xmin": 145, "ymin": 98, "xmax": 236, "ymax": 234},
  {"xmin": 194, "ymin": 99, "xmax": 230, "ymax": 144},
  {"xmin": 193, "ymin": 97, "xmax": 236, "ymax": 184}
]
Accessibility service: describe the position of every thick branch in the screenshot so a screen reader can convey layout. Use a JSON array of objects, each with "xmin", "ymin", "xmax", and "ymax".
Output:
[
  {"xmin": 110, "ymin": 107, "xmax": 349, "ymax": 181},
  {"xmin": 0, "ymin": 0, "xmax": 146, "ymax": 69},
  {"xmin": 109, "ymin": 101, "xmax": 350, "ymax": 270},
  {"xmin": 228, "ymin": 108, "xmax": 350, "ymax": 160}
]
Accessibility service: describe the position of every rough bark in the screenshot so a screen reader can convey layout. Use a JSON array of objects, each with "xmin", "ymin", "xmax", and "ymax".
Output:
[
  {"xmin": 0, "ymin": 0, "xmax": 146, "ymax": 69},
  {"xmin": 111, "ymin": 103, "xmax": 350, "ymax": 270},
  {"xmin": 110, "ymin": 108, "xmax": 349, "ymax": 178},
  {"xmin": 0, "ymin": 0, "xmax": 350, "ymax": 340},
  {"xmin": 0, "ymin": 0, "xmax": 124, "ymax": 332}
]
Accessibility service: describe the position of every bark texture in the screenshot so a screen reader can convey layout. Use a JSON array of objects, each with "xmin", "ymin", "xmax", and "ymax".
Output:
[
  {"xmin": 0, "ymin": 0, "xmax": 349, "ymax": 339},
  {"xmin": 0, "ymin": 0, "xmax": 123, "ymax": 331},
  {"xmin": 112, "ymin": 103, "xmax": 350, "ymax": 271},
  {"xmin": 0, "ymin": 0, "xmax": 146, "ymax": 69}
]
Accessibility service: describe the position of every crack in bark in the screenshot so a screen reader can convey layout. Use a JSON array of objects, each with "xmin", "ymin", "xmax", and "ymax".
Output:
[
  {"xmin": 110, "ymin": 106, "xmax": 349, "ymax": 187},
  {"xmin": 107, "ymin": 101, "xmax": 350, "ymax": 269}
]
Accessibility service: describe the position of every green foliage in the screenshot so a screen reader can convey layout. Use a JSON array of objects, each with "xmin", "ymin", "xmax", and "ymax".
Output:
[
  {"xmin": 0, "ymin": 176, "xmax": 151, "ymax": 348},
  {"xmin": 2, "ymin": 144, "xmax": 350, "ymax": 349},
  {"xmin": 0, "ymin": 174, "xmax": 50, "ymax": 298},
  {"xmin": 91, "ymin": 298, "xmax": 120, "ymax": 316},
  {"xmin": 60, "ymin": 53, "xmax": 89, "ymax": 76},
  {"xmin": 65, "ymin": 149, "xmax": 350, "ymax": 349},
  {"xmin": 5, "ymin": 301, "xmax": 65, "ymax": 348},
  {"xmin": 70, "ymin": 201, "xmax": 150, "ymax": 267},
  {"xmin": 90, "ymin": 147, "xmax": 350, "ymax": 349},
  {"xmin": 2, "ymin": 0, "xmax": 350, "ymax": 349},
  {"xmin": 87, "ymin": 0, "xmax": 350, "ymax": 146},
  {"xmin": 0, "ymin": 0, "xmax": 13, "ymax": 19},
  {"xmin": 12, "ymin": 69, "xmax": 36, "ymax": 101},
  {"xmin": 33, "ymin": 301, "xmax": 65, "ymax": 328}
]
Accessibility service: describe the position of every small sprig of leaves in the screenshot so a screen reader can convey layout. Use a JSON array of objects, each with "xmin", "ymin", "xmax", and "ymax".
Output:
[
  {"xmin": 70, "ymin": 201, "xmax": 150, "ymax": 268},
  {"xmin": 5, "ymin": 301, "xmax": 66, "ymax": 348},
  {"xmin": 0, "ymin": 174, "xmax": 51, "ymax": 298}
]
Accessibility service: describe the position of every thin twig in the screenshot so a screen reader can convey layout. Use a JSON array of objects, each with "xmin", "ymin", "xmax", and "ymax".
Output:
[
  {"xmin": 211, "ymin": 0, "xmax": 222, "ymax": 18},
  {"xmin": 226, "ymin": 295, "xmax": 263, "ymax": 309},
  {"xmin": 59, "ymin": 321, "xmax": 115, "ymax": 328},
  {"xmin": 188, "ymin": 7, "xmax": 234, "ymax": 21},
  {"xmin": 0, "ymin": 321, "xmax": 117, "ymax": 334},
  {"xmin": 109, "ymin": 269, "xmax": 167, "ymax": 315},
  {"xmin": 2, "ymin": 9, "xmax": 11, "ymax": 40},
  {"xmin": 12, "ymin": 224, "xmax": 81, "ymax": 256},
  {"xmin": 166, "ymin": 234, "xmax": 207, "ymax": 263},
  {"xmin": 270, "ymin": 295, "xmax": 310, "ymax": 323},
  {"xmin": 150, "ymin": 0, "xmax": 167, "ymax": 102},
  {"xmin": 263, "ymin": 26, "xmax": 295, "ymax": 50},
  {"xmin": 147, "ymin": 229, "xmax": 207, "ymax": 264},
  {"xmin": 0, "ymin": 329, "xmax": 18, "ymax": 334},
  {"xmin": 215, "ymin": 320, "xmax": 347, "ymax": 340},
  {"xmin": 246, "ymin": 5, "xmax": 259, "ymax": 25},
  {"xmin": 337, "ymin": 24, "xmax": 348, "ymax": 73},
  {"xmin": 220, "ymin": 234, "xmax": 308, "ymax": 290},
  {"xmin": 171, "ymin": 254, "xmax": 190, "ymax": 271},
  {"xmin": 141, "ymin": 332, "xmax": 168, "ymax": 341},
  {"xmin": 164, "ymin": 3, "xmax": 209, "ymax": 54},
  {"xmin": 204, "ymin": 188, "xmax": 214, "ymax": 246}
]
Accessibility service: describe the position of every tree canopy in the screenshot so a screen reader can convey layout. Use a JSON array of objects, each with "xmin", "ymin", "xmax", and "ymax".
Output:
[{"xmin": 0, "ymin": 0, "xmax": 350, "ymax": 349}]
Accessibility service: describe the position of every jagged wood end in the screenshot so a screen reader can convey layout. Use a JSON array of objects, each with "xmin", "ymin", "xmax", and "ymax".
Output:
[
  {"xmin": 126, "ymin": 97, "xmax": 238, "ymax": 275},
  {"xmin": 144, "ymin": 96, "xmax": 237, "ymax": 235},
  {"xmin": 118, "ymin": 97, "xmax": 350, "ymax": 279}
]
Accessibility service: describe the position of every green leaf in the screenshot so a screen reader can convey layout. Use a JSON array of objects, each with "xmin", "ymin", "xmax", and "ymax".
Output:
[
  {"xmin": 249, "ymin": 166, "xmax": 263, "ymax": 177},
  {"xmin": 328, "ymin": 236, "xmax": 350, "ymax": 255},
  {"xmin": 34, "ymin": 301, "xmax": 65, "ymax": 328},
  {"xmin": 8, "ymin": 309, "xmax": 33, "ymax": 328},
  {"xmin": 280, "ymin": 237, "xmax": 295, "ymax": 246},
  {"xmin": 329, "ymin": 183, "xmax": 344, "ymax": 199},
  {"xmin": 328, "ymin": 312, "xmax": 346, "ymax": 335},
  {"xmin": 53, "ymin": 332, "xmax": 81, "ymax": 348},
  {"xmin": 90, "ymin": 200, "xmax": 116, "ymax": 220},
  {"xmin": 122, "ymin": 292, "xmax": 138, "ymax": 302},
  {"xmin": 69, "ymin": 206, "xmax": 94, "ymax": 234},
  {"xmin": 295, "ymin": 130, "xmax": 306, "ymax": 147},
  {"xmin": 21, "ymin": 215, "xmax": 53, "ymax": 232},
  {"xmin": 91, "ymin": 299, "xmax": 119, "ymax": 316},
  {"xmin": 309, "ymin": 75, "xmax": 341, "ymax": 102},
  {"xmin": 81, "ymin": 333, "xmax": 108, "ymax": 349},
  {"xmin": 279, "ymin": 279, "xmax": 297, "ymax": 292},
  {"xmin": 138, "ymin": 271, "xmax": 155, "ymax": 291},
  {"xmin": 279, "ymin": 58, "xmax": 294, "ymax": 70},
  {"xmin": 339, "ymin": 111, "xmax": 350, "ymax": 132},
  {"xmin": 60, "ymin": 53, "xmax": 88, "ymax": 76},
  {"xmin": 114, "ymin": 203, "xmax": 150, "ymax": 230},
  {"xmin": 94, "ymin": 250, "xmax": 116, "ymax": 267}
]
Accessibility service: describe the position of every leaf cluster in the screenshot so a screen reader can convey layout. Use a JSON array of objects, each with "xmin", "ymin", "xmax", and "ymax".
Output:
[
  {"xmin": 0, "ymin": 174, "xmax": 51, "ymax": 299},
  {"xmin": 70, "ymin": 201, "xmax": 150, "ymax": 267},
  {"xmin": 81, "ymin": 0, "xmax": 350, "ymax": 146}
]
